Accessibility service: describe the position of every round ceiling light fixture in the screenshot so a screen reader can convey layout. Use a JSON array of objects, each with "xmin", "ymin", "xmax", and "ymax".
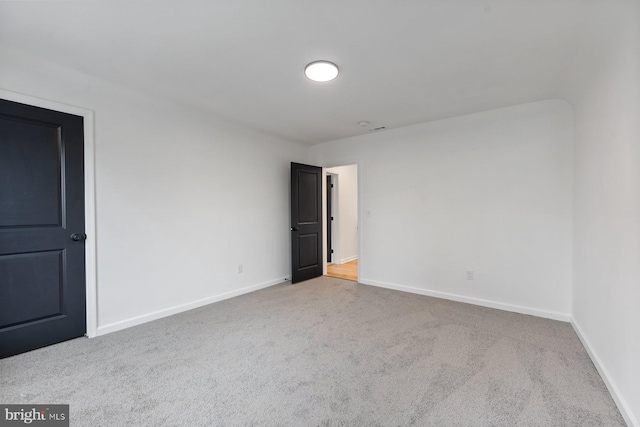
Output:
[{"xmin": 304, "ymin": 60, "xmax": 339, "ymax": 82}]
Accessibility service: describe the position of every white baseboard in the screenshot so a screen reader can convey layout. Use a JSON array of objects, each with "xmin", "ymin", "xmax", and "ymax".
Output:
[
  {"xmin": 572, "ymin": 320, "xmax": 638, "ymax": 427},
  {"xmin": 340, "ymin": 255, "xmax": 358, "ymax": 264},
  {"xmin": 358, "ymin": 278, "xmax": 571, "ymax": 322},
  {"xmin": 96, "ymin": 277, "xmax": 287, "ymax": 336}
]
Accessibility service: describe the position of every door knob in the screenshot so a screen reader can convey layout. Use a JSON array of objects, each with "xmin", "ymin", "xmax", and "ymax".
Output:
[
  {"xmin": 70, "ymin": 233, "xmax": 87, "ymax": 241},
  {"xmin": 290, "ymin": 227, "xmax": 299, "ymax": 231}
]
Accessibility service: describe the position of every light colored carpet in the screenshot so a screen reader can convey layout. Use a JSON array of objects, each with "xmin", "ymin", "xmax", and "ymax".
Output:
[{"xmin": 0, "ymin": 277, "xmax": 625, "ymax": 426}]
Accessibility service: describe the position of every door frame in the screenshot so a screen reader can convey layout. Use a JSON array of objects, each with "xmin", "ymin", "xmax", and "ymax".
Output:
[
  {"xmin": 321, "ymin": 161, "xmax": 360, "ymax": 282},
  {"xmin": 0, "ymin": 89, "xmax": 98, "ymax": 338}
]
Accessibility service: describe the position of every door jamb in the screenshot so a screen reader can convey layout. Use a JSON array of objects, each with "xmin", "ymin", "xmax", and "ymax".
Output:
[{"xmin": 0, "ymin": 89, "xmax": 98, "ymax": 338}]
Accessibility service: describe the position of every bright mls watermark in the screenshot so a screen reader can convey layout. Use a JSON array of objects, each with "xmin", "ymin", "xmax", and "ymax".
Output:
[{"xmin": 0, "ymin": 405, "xmax": 68, "ymax": 426}]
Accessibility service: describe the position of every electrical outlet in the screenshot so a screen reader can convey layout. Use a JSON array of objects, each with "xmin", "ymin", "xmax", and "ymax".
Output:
[
  {"xmin": 237, "ymin": 264, "xmax": 243, "ymax": 274},
  {"xmin": 466, "ymin": 271, "xmax": 474, "ymax": 280}
]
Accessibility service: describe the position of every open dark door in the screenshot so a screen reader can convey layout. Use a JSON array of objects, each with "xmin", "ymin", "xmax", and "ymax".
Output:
[
  {"xmin": 326, "ymin": 175, "xmax": 332, "ymax": 263},
  {"xmin": 0, "ymin": 99, "xmax": 86, "ymax": 358},
  {"xmin": 290, "ymin": 162, "xmax": 323, "ymax": 284}
]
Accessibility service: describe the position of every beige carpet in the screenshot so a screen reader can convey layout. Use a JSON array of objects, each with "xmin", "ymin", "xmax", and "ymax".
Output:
[{"xmin": 0, "ymin": 276, "xmax": 625, "ymax": 426}]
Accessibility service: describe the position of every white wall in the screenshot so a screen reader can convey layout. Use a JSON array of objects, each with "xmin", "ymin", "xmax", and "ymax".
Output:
[
  {"xmin": 326, "ymin": 165, "xmax": 358, "ymax": 264},
  {"xmin": 311, "ymin": 100, "xmax": 574, "ymax": 320},
  {"xmin": 0, "ymin": 46, "xmax": 308, "ymax": 333},
  {"xmin": 563, "ymin": 1, "xmax": 640, "ymax": 424}
]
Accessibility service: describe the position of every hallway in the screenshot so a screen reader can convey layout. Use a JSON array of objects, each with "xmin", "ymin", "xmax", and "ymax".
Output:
[{"xmin": 326, "ymin": 259, "xmax": 358, "ymax": 282}]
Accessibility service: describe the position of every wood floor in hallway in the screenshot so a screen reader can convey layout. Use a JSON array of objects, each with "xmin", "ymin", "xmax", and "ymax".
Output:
[{"xmin": 326, "ymin": 259, "xmax": 358, "ymax": 282}]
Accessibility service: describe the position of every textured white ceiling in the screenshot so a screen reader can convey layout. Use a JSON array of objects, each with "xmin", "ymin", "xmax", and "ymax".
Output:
[{"xmin": 0, "ymin": 1, "xmax": 592, "ymax": 145}]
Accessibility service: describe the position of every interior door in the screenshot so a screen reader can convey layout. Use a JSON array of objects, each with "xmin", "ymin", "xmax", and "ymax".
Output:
[
  {"xmin": 290, "ymin": 162, "xmax": 323, "ymax": 284},
  {"xmin": 0, "ymin": 99, "xmax": 86, "ymax": 358},
  {"xmin": 326, "ymin": 175, "xmax": 332, "ymax": 263}
]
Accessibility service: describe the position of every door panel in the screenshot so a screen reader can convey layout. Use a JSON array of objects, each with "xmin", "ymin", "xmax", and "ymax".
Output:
[
  {"xmin": 290, "ymin": 163, "xmax": 323, "ymax": 283},
  {"xmin": 0, "ymin": 250, "xmax": 63, "ymax": 328},
  {"xmin": 298, "ymin": 234, "xmax": 319, "ymax": 268},
  {"xmin": 0, "ymin": 99, "xmax": 86, "ymax": 358},
  {"xmin": 297, "ymin": 170, "xmax": 319, "ymax": 223},
  {"xmin": 0, "ymin": 118, "xmax": 62, "ymax": 227}
]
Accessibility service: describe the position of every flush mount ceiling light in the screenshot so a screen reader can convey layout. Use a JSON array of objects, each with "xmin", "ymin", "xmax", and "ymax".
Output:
[{"xmin": 304, "ymin": 60, "xmax": 339, "ymax": 82}]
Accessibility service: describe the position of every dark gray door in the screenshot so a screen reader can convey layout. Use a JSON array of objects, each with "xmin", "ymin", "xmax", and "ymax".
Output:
[
  {"xmin": 0, "ymin": 99, "xmax": 86, "ymax": 358},
  {"xmin": 326, "ymin": 175, "xmax": 332, "ymax": 263},
  {"xmin": 290, "ymin": 162, "xmax": 323, "ymax": 283}
]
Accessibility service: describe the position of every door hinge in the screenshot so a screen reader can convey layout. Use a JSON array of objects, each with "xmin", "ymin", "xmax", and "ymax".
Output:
[
  {"xmin": 331, "ymin": 249, "xmax": 334, "ymax": 253},
  {"xmin": 331, "ymin": 217, "xmax": 334, "ymax": 221},
  {"xmin": 331, "ymin": 184, "xmax": 334, "ymax": 188}
]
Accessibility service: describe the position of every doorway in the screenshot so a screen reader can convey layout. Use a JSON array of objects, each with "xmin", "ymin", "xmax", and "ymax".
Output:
[{"xmin": 324, "ymin": 164, "xmax": 358, "ymax": 282}]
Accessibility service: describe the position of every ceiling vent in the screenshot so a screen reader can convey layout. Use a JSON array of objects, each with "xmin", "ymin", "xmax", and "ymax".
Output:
[{"xmin": 368, "ymin": 126, "xmax": 387, "ymax": 132}]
